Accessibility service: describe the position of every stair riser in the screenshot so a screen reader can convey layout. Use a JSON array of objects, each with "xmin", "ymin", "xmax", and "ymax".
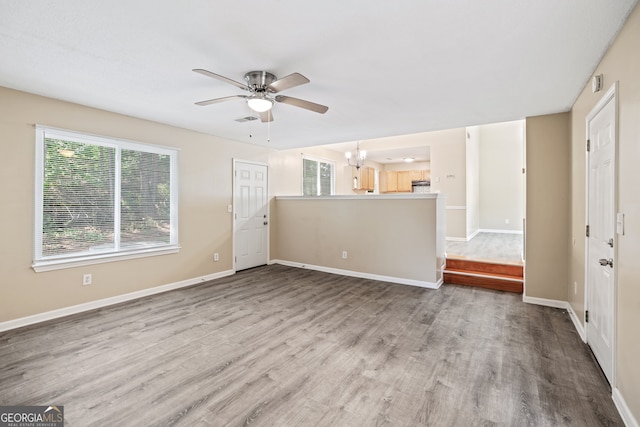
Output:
[
  {"xmin": 446, "ymin": 259, "xmax": 523, "ymax": 277},
  {"xmin": 443, "ymin": 273, "xmax": 523, "ymax": 293}
]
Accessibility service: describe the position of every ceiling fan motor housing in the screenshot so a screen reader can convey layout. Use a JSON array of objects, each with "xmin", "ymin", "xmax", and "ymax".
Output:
[{"xmin": 244, "ymin": 71, "xmax": 277, "ymax": 92}]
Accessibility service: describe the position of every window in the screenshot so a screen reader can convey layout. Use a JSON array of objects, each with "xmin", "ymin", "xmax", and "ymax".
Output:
[
  {"xmin": 33, "ymin": 126, "xmax": 179, "ymax": 271},
  {"xmin": 302, "ymin": 156, "xmax": 335, "ymax": 196}
]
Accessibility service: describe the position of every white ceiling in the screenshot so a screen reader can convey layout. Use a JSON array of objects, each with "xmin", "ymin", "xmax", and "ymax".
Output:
[{"xmin": 0, "ymin": 1, "xmax": 636, "ymax": 150}]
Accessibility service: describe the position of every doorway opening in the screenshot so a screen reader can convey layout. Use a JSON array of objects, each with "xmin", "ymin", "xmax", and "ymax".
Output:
[{"xmin": 444, "ymin": 120, "xmax": 525, "ymax": 293}]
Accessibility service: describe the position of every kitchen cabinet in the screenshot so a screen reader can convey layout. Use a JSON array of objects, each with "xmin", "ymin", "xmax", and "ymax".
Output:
[
  {"xmin": 379, "ymin": 171, "xmax": 397, "ymax": 193},
  {"xmin": 380, "ymin": 169, "xmax": 431, "ymax": 193},
  {"xmin": 351, "ymin": 166, "xmax": 375, "ymax": 191},
  {"xmin": 397, "ymin": 171, "xmax": 413, "ymax": 192},
  {"xmin": 410, "ymin": 170, "xmax": 423, "ymax": 182}
]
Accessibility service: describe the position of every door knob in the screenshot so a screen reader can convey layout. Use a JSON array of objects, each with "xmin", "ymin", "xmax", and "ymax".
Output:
[{"xmin": 598, "ymin": 258, "xmax": 613, "ymax": 268}]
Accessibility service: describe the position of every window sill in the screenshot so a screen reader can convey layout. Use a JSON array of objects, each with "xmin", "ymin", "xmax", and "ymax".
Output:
[{"xmin": 32, "ymin": 245, "xmax": 181, "ymax": 272}]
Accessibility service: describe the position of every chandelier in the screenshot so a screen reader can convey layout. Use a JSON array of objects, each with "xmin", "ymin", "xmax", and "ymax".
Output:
[{"xmin": 345, "ymin": 142, "xmax": 367, "ymax": 169}]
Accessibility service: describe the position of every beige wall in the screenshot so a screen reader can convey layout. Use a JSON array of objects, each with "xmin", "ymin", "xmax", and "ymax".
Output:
[
  {"xmin": 479, "ymin": 120, "xmax": 524, "ymax": 231},
  {"xmin": 269, "ymin": 146, "xmax": 383, "ymax": 196},
  {"xmin": 272, "ymin": 195, "xmax": 446, "ymax": 285},
  {"xmin": 524, "ymin": 113, "xmax": 571, "ymax": 302},
  {"xmin": 429, "ymin": 128, "xmax": 468, "ymax": 239},
  {"xmin": 384, "ymin": 161, "xmax": 430, "ymax": 172},
  {"xmin": 0, "ymin": 87, "xmax": 270, "ymax": 322},
  {"xmin": 568, "ymin": 2, "xmax": 640, "ymax": 419}
]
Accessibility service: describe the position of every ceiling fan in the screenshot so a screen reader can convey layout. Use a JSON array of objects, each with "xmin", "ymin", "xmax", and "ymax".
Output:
[{"xmin": 193, "ymin": 69, "xmax": 329, "ymax": 122}]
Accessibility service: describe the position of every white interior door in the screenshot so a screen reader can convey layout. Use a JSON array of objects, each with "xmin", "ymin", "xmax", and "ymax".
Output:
[
  {"xmin": 234, "ymin": 161, "xmax": 268, "ymax": 271},
  {"xmin": 586, "ymin": 85, "xmax": 616, "ymax": 384}
]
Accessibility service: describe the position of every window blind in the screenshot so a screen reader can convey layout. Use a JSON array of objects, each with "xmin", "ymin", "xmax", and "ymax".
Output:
[{"xmin": 35, "ymin": 127, "xmax": 177, "ymax": 265}]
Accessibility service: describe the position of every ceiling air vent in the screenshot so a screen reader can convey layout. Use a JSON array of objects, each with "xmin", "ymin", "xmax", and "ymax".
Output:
[{"xmin": 234, "ymin": 116, "xmax": 259, "ymax": 123}]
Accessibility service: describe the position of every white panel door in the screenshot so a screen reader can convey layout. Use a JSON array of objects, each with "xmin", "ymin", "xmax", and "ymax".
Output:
[
  {"xmin": 586, "ymin": 88, "xmax": 616, "ymax": 384},
  {"xmin": 234, "ymin": 161, "xmax": 268, "ymax": 271}
]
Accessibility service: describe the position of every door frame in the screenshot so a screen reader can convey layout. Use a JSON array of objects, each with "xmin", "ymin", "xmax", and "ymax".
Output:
[
  {"xmin": 232, "ymin": 158, "xmax": 270, "ymax": 272},
  {"xmin": 584, "ymin": 81, "xmax": 618, "ymax": 386}
]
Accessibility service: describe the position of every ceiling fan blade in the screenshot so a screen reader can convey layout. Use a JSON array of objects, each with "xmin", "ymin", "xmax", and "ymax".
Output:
[
  {"xmin": 193, "ymin": 69, "xmax": 249, "ymax": 91},
  {"xmin": 259, "ymin": 110, "xmax": 274, "ymax": 123},
  {"xmin": 275, "ymin": 95, "xmax": 328, "ymax": 114},
  {"xmin": 267, "ymin": 73, "xmax": 309, "ymax": 93},
  {"xmin": 195, "ymin": 95, "xmax": 246, "ymax": 106}
]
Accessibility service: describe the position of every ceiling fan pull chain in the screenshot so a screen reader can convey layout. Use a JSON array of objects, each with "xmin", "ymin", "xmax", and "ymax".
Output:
[{"xmin": 267, "ymin": 112, "xmax": 271, "ymax": 143}]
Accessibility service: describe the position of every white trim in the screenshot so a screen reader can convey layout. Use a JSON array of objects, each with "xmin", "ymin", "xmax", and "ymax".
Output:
[
  {"xmin": 447, "ymin": 230, "xmax": 480, "ymax": 242},
  {"xmin": 567, "ymin": 303, "xmax": 587, "ymax": 342},
  {"xmin": 613, "ymin": 388, "xmax": 639, "ymax": 427},
  {"xmin": 477, "ymin": 228, "xmax": 524, "ymax": 235},
  {"xmin": 32, "ymin": 245, "xmax": 181, "ymax": 272},
  {"xmin": 34, "ymin": 125, "xmax": 180, "ymax": 267},
  {"xmin": 522, "ymin": 295, "xmax": 568, "ymax": 309},
  {"xmin": 270, "ymin": 259, "xmax": 442, "ymax": 289},
  {"xmin": 446, "ymin": 205, "xmax": 466, "ymax": 210},
  {"xmin": 584, "ymin": 81, "xmax": 618, "ymax": 387},
  {"xmin": 466, "ymin": 229, "xmax": 480, "ymax": 241},
  {"xmin": 233, "ymin": 159, "xmax": 270, "ymax": 272},
  {"xmin": 0, "ymin": 269, "xmax": 235, "ymax": 332}
]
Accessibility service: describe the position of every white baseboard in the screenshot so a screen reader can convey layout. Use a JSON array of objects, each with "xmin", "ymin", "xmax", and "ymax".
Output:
[
  {"xmin": 446, "ymin": 229, "xmax": 480, "ymax": 242},
  {"xmin": 466, "ymin": 229, "xmax": 481, "ymax": 241},
  {"xmin": 522, "ymin": 295, "xmax": 568, "ymax": 309},
  {"xmin": 446, "ymin": 237, "xmax": 469, "ymax": 242},
  {"xmin": 523, "ymin": 297, "xmax": 587, "ymax": 342},
  {"xmin": 270, "ymin": 260, "xmax": 442, "ymax": 289},
  {"xmin": 0, "ymin": 269, "xmax": 235, "ymax": 332},
  {"xmin": 613, "ymin": 387, "xmax": 640, "ymax": 427},
  {"xmin": 478, "ymin": 228, "xmax": 524, "ymax": 235},
  {"xmin": 567, "ymin": 303, "xmax": 586, "ymax": 342}
]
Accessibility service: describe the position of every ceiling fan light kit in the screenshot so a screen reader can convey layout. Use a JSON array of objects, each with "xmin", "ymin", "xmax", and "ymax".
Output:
[
  {"xmin": 247, "ymin": 95, "xmax": 273, "ymax": 112},
  {"xmin": 193, "ymin": 68, "xmax": 328, "ymax": 123}
]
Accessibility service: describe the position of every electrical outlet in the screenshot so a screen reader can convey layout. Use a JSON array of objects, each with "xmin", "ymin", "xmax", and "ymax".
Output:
[
  {"xmin": 342, "ymin": 251, "xmax": 348, "ymax": 259},
  {"xmin": 214, "ymin": 253, "xmax": 219, "ymax": 262},
  {"xmin": 83, "ymin": 274, "xmax": 92, "ymax": 286}
]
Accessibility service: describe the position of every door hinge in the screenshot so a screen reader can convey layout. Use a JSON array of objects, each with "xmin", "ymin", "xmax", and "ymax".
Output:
[
  {"xmin": 522, "ymin": 167, "xmax": 525, "ymax": 174},
  {"xmin": 586, "ymin": 225, "xmax": 590, "ymax": 237},
  {"xmin": 587, "ymin": 139, "xmax": 591, "ymax": 152},
  {"xmin": 585, "ymin": 310, "xmax": 589, "ymax": 323}
]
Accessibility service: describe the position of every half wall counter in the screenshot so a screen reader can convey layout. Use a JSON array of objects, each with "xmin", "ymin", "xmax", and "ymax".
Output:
[{"xmin": 270, "ymin": 194, "xmax": 446, "ymax": 288}]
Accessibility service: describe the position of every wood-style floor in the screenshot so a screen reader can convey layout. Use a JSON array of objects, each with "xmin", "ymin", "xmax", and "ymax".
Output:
[{"xmin": 0, "ymin": 265, "xmax": 621, "ymax": 426}]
